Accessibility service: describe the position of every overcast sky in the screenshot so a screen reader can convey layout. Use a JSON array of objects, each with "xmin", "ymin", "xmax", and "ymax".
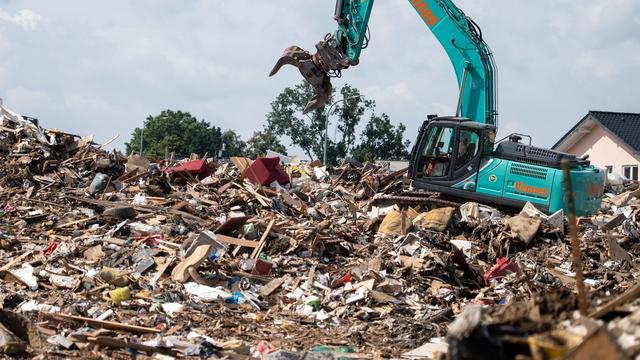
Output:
[{"xmin": 1, "ymin": 1, "xmax": 639, "ymax": 154}]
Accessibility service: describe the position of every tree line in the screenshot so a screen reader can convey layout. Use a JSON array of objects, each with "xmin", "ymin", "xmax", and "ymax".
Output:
[{"xmin": 125, "ymin": 82, "xmax": 411, "ymax": 165}]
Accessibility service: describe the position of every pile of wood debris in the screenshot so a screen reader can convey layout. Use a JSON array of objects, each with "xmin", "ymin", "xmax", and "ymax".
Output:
[{"xmin": 1, "ymin": 104, "xmax": 640, "ymax": 359}]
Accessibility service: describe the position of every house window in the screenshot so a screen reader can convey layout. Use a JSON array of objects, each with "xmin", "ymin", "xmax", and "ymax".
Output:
[
  {"xmin": 622, "ymin": 165, "xmax": 638, "ymax": 180},
  {"xmin": 605, "ymin": 166, "xmax": 613, "ymax": 174}
]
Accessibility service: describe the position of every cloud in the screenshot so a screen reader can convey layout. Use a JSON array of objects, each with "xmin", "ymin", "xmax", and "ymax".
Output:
[
  {"xmin": 0, "ymin": 9, "xmax": 42, "ymax": 30},
  {"xmin": 364, "ymin": 82, "xmax": 415, "ymax": 105},
  {"xmin": 0, "ymin": 0, "xmax": 638, "ymax": 153},
  {"xmin": 5, "ymin": 87, "xmax": 51, "ymax": 109},
  {"xmin": 63, "ymin": 93, "xmax": 110, "ymax": 113}
]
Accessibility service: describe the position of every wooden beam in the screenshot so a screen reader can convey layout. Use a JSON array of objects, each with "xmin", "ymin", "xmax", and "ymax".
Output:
[
  {"xmin": 251, "ymin": 218, "xmax": 275, "ymax": 259},
  {"xmin": 43, "ymin": 313, "xmax": 161, "ymax": 334},
  {"xmin": 55, "ymin": 215, "xmax": 98, "ymax": 229},
  {"xmin": 215, "ymin": 234, "xmax": 260, "ymax": 248},
  {"xmin": 73, "ymin": 335, "xmax": 179, "ymax": 357},
  {"xmin": 0, "ymin": 251, "xmax": 33, "ymax": 272},
  {"xmin": 590, "ymin": 282, "xmax": 640, "ymax": 319},
  {"xmin": 260, "ymin": 276, "xmax": 286, "ymax": 297}
]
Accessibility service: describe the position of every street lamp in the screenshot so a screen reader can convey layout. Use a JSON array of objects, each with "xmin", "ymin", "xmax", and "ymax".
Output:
[{"xmin": 323, "ymin": 95, "xmax": 365, "ymax": 166}]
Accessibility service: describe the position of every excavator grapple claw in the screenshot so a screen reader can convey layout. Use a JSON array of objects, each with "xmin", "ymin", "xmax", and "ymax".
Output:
[
  {"xmin": 269, "ymin": 46, "xmax": 310, "ymax": 76},
  {"xmin": 269, "ymin": 45, "xmax": 332, "ymax": 114}
]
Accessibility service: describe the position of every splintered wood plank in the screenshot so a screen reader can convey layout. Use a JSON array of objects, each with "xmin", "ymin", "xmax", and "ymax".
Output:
[
  {"xmin": 251, "ymin": 218, "xmax": 275, "ymax": 259},
  {"xmin": 215, "ymin": 234, "xmax": 260, "ymax": 248},
  {"xmin": 260, "ymin": 276, "xmax": 286, "ymax": 297},
  {"xmin": 43, "ymin": 313, "xmax": 161, "ymax": 334}
]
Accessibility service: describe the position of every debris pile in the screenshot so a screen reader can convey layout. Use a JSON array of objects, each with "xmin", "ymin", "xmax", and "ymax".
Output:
[{"xmin": 1, "ymin": 105, "xmax": 640, "ymax": 359}]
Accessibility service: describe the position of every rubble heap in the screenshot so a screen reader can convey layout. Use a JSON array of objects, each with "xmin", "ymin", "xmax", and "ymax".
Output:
[{"xmin": 1, "ymin": 105, "xmax": 640, "ymax": 359}]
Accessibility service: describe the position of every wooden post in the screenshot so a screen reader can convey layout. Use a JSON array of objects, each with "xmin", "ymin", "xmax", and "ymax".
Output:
[
  {"xmin": 99, "ymin": 176, "xmax": 112, "ymax": 200},
  {"xmin": 251, "ymin": 218, "xmax": 276, "ymax": 259},
  {"xmin": 561, "ymin": 158, "xmax": 588, "ymax": 315}
]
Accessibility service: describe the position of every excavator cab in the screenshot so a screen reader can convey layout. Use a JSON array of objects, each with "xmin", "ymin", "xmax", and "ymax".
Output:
[
  {"xmin": 410, "ymin": 117, "xmax": 494, "ymax": 191},
  {"xmin": 409, "ymin": 116, "xmax": 604, "ymax": 215}
]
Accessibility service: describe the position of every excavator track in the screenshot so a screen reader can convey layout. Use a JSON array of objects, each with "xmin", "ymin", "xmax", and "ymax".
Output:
[{"xmin": 371, "ymin": 191, "xmax": 463, "ymax": 208}]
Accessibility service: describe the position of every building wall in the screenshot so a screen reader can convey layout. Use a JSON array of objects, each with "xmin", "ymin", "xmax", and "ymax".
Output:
[{"xmin": 566, "ymin": 124, "xmax": 640, "ymax": 175}]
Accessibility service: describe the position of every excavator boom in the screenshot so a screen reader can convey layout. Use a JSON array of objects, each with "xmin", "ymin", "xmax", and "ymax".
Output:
[
  {"xmin": 269, "ymin": 0, "xmax": 605, "ymax": 217},
  {"xmin": 270, "ymin": 0, "xmax": 497, "ymax": 126}
]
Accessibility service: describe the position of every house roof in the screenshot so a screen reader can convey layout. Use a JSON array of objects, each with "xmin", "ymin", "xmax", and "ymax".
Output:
[{"xmin": 552, "ymin": 111, "xmax": 640, "ymax": 153}]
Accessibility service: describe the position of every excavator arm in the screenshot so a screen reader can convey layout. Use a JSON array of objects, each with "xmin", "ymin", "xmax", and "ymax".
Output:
[{"xmin": 270, "ymin": 0, "xmax": 498, "ymax": 126}]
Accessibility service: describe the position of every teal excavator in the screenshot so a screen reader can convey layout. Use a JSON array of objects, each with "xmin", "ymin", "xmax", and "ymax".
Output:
[{"xmin": 270, "ymin": 0, "xmax": 604, "ymax": 216}]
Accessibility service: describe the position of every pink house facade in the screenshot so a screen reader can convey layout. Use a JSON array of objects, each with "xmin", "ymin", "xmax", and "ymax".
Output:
[{"xmin": 553, "ymin": 111, "xmax": 640, "ymax": 180}]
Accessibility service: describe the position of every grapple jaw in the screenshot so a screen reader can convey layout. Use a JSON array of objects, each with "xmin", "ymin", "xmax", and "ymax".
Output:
[{"xmin": 269, "ymin": 45, "xmax": 332, "ymax": 114}]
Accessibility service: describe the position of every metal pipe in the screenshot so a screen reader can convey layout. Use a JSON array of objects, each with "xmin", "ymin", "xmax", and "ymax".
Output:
[{"xmin": 456, "ymin": 67, "xmax": 468, "ymax": 117}]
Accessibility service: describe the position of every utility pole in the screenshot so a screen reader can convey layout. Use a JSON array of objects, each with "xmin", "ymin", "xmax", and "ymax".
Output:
[{"xmin": 140, "ymin": 126, "xmax": 144, "ymax": 156}]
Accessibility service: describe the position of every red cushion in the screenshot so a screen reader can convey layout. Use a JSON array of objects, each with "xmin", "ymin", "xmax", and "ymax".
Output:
[
  {"xmin": 164, "ymin": 159, "xmax": 211, "ymax": 177},
  {"xmin": 245, "ymin": 157, "xmax": 290, "ymax": 186}
]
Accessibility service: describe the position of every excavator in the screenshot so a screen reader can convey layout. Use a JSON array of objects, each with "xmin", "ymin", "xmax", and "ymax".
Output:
[{"xmin": 269, "ymin": 0, "xmax": 604, "ymax": 216}]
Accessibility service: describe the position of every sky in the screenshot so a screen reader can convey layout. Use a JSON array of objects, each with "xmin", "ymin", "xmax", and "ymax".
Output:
[{"xmin": 0, "ymin": 0, "xmax": 639, "ymax": 155}]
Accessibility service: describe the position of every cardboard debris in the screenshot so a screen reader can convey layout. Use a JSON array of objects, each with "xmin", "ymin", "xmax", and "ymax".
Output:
[
  {"xmin": 229, "ymin": 156, "xmax": 252, "ymax": 175},
  {"xmin": 413, "ymin": 206, "xmax": 455, "ymax": 232},
  {"xmin": 507, "ymin": 214, "xmax": 542, "ymax": 245},
  {"xmin": 126, "ymin": 154, "xmax": 150, "ymax": 173},
  {"xmin": 379, "ymin": 208, "xmax": 419, "ymax": 235},
  {"xmin": 562, "ymin": 327, "xmax": 628, "ymax": 360}
]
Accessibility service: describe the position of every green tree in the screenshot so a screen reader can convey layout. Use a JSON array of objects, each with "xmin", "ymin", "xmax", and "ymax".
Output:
[
  {"xmin": 246, "ymin": 128, "xmax": 287, "ymax": 159},
  {"xmin": 266, "ymin": 81, "xmax": 373, "ymax": 165},
  {"xmin": 335, "ymin": 84, "xmax": 373, "ymax": 156},
  {"xmin": 351, "ymin": 113, "xmax": 411, "ymax": 163},
  {"xmin": 221, "ymin": 129, "xmax": 247, "ymax": 157},
  {"xmin": 125, "ymin": 110, "xmax": 244, "ymax": 159}
]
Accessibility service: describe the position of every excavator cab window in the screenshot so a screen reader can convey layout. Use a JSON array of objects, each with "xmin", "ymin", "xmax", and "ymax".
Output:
[
  {"xmin": 418, "ymin": 126, "xmax": 455, "ymax": 178},
  {"xmin": 456, "ymin": 130, "xmax": 480, "ymax": 171}
]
